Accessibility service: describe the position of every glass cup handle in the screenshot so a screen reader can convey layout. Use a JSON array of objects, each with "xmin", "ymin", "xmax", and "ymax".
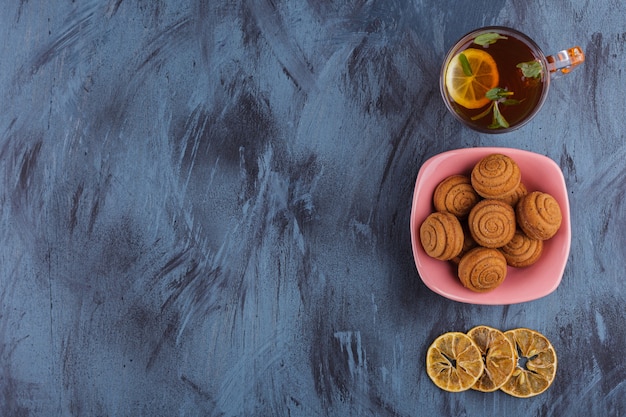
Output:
[{"xmin": 546, "ymin": 46, "xmax": 585, "ymax": 76}]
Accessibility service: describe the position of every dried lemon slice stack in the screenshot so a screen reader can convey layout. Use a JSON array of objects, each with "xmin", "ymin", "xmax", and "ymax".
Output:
[{"xmin": 426, "ymin": 326, "xmax": 557, "ymax": 397}]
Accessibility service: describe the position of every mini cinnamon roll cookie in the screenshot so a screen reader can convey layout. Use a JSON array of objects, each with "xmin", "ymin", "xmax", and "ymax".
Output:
[
  {"xmin": 516, "ymin": 191, "xmax": 562, "ymax": 240},
  {"xmin": 458, "ymin": 247, "xmax": 508, "ymax": 292},
  {"xmin": 420, "ymin": 212, "xmax": 464, "ymax": 261},
  {"xmin": 495, "ymin": 182, "xmax": 527, "ymax": 207},
  {"xmin": 471, "ymin": 154, "xmax": 521, "ymax": 200},
  {"xmin": 451, "ymin": 224, "xmax": 478, "ymax": 265},
  {"xmin": 500, "ymin": 230, "xmax": 544, "ymax": 267},
  {"xmin": 468, "ymin": 199, "xmax": 516, "ymax": 248},
  {"xmin": 433, "ymin": 175, "xmax": 481, "ymax": 218}
]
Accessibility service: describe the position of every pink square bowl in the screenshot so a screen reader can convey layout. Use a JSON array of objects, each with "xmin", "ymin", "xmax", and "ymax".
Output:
[{"xmin": 410, "ymin": 147, "xmax": 571, "ymax": 305}]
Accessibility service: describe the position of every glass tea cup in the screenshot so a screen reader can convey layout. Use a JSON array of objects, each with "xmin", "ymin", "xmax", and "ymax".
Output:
[{"xmin": 440, "ymin": 26, "xmax": 584, "ymax": 133}]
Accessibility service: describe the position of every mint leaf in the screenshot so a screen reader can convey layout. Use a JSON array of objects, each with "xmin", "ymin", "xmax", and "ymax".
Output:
[
  {"xmin": 474, "ymin": 32, "xmax": 508, "ymax": 46},
  {"xmin": 459, "ymin": 53, "xmax": 473, "ymax": 76},
  {"xmin": 486, "ymin": 88, "xmax": 502, "ymax": 101},
  {"xmin": 471, "ymin": 86, "xmax": 519, "ymax": 128},
  {"xmin": 471, "ymin": 103, "xmax": 495, "ymax": 121},
  {"xmin": 502, "ymin": 99, "xmax": 521, "ymax": 105},
  {"xmin": 490, "ymin": 102, "xmax": 510, "ymax": 129},
  {"xmin": 485, "ymin": 87, "xmax": 513, "ymax": 101},
  {"xmin": 517, "ymin": 60, "xmax": 543, "ymax": 78}
]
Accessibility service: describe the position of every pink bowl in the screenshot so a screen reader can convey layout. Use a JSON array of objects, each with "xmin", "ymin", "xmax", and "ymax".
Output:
[{"xmin": 410, "ymin": 147, "xmax": 571, "ymax": 305}]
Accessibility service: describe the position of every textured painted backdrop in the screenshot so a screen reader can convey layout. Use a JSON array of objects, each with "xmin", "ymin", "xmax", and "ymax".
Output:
[{"xmin": 1, "ymin": 0, "xmax": 625, "ymax": 416}]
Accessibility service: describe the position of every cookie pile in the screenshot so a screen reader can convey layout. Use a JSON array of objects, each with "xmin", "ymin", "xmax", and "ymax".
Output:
[{"xmin": 419, "ymin": 153, "xmax": 562, "ymax": 292}]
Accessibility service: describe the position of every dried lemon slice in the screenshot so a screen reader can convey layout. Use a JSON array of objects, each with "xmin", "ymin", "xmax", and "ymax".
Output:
[
  {"xmin": 426, "ymin": 332, "xmax": 484, "ymax": 392},
  {"xmin": 466, "ymin": 325, "xmax": 517, "ymax": 392},
  {"xmin": 500, "ymin": 328, "xmax": 558, "ymax": 398}
]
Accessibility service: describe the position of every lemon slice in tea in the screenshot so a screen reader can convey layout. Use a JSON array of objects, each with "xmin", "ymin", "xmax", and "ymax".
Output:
[{"xmin": 445, "ymin": 48, "xmax": 499, "ymax": 109}]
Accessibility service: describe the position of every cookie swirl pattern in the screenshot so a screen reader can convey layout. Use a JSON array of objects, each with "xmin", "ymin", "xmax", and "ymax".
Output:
[
  {"xmin": 458, "ymin": 247, "xmax": 508, "ymax": 292},
  {"xmin": 419, "ymin": 212, "xmax": 464, "ymax": 261},
  {"xmin": 516, "ymin": 191, "xmax": 562, "ymax": 240},
  {"xmin": 471, "ymin": 154, "xmax": 521, "ymax": 199},
  {"xmin": 433, "ymin": 175, "xmax": 480, "ymax": 218},
  {"xmin": 468, "ymin": 199, "xmax": 516, "ymax": 248},
  {"xmin": 496, "ymin": 182, "xmax": 527, "ymax": 207},
  {"xmin": 500, "ymin": 231, "xmax": 543, "ymax": 267}
]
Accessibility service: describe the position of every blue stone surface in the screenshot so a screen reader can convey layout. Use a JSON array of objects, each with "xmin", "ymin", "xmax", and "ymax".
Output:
[{"xmin": 1, "ymin": 1, "xmax": 625, "ymax": 415}]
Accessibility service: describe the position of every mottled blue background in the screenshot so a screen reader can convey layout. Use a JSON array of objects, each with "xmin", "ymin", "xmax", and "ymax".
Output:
[{"xmin": 1, "ymin": 1, "xmax": 625, "ymax": 416}]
